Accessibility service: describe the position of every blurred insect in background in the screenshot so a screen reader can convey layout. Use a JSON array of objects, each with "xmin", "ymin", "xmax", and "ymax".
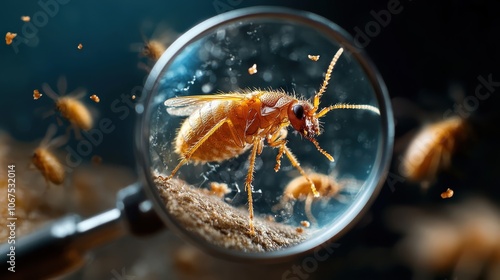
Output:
[
  {"xmin": 401, "ymin": 116, "xmax": 468, "ymax": 189},
  {"xmin": 392, "ymin": 88, "xmax": 471, "ymax": 190},
  {"xmin": 42, "ymin": 76, "xmax": 93, "ymax": 138},
  {"xmin": 130, "ymin": 21, "xmax": 177, "ymax": 72},
  {"xmin": 31, "ymin": 125, "xmax": 67, "ymax": 188},
  {"xmin": 386, "ymin": 197, "xmax": 500, "ymax": 280},
  {"xmin": 205, "ymin": 181, "xmax": 231, "ymax": 199},
  {"xmin": 164, "ymin": 48, "xmax": 380, "ymax": 235},
  {"xmin": 272, "ymin": 171, "xmax": 343, "ymax": 225}
]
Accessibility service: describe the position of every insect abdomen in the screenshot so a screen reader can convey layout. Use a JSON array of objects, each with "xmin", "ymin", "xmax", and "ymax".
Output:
[
  {"xmin": 33, "ymin": 148, "xmax": 65, "ymax": 185},
  {"xmin": 57, "ymin": 97, "xmax": 93, "ymax": 131},
  {"xmin": 174, "ymin": 101, "xmax": 250, "ymax": 163}
]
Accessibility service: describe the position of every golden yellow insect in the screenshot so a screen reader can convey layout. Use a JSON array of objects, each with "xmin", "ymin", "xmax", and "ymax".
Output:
[
  {"xmin": 273, "ymin": 171, "xmax": 342, "ymax": 225},
  {"xmin": 42, "ymin": 76, "xmax": 93, "ymax": 135},
  {"xmin": 77, "ymin": 43, "xmax": 83, "ymax": 50},
  {"xmin": 164, "ymin": 48, "xmax": 380, "ymax": 235},
  {"xmin": 400, "ymin": 116, "xmax": 468, "ymax": 188},
  {"xmin": 131, "ymin": 23, "xmax": 177, "ymax": 71},
  {"xmin": 20, "ymin": 16, "xmax": 30, "ymax": 22},
  {"xmin": 32, "ymin": 125, "xmax": 67, "ymax": 187},
  {"xmin": 141, "ymin": 39, "xmax": 166, "ymax": 61}
]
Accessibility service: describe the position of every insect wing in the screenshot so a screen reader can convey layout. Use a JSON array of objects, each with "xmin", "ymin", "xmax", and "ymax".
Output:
[{"xmin": 164, "ymin": 94, "xmax": 246, "ymax": 116}]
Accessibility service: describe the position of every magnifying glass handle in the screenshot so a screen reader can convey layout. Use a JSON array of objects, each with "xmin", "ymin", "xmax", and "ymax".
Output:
[
  {"xmin": 0, "ymin": 184, "xmax": 165, "ymax": 279},
  {"xmin": 116, "ymin": 183, "xmax": 166, "ymax": 236}
]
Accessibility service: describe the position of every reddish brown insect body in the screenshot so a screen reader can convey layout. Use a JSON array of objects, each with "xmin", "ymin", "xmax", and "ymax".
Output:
[{"xmin": 164, "ymin": 48, "xmax": 380, "ymax": 235}]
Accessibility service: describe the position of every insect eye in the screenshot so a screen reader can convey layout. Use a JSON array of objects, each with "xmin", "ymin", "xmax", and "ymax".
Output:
[{"xmin": 292, "ymin": 105, "xmax": 304, "ymax": 120}]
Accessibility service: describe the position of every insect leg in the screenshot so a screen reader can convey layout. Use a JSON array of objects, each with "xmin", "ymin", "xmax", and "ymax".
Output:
[
  {"xmin": 274, "ymin": 145, "xmax": 286, "ymax": 172},
  {"xmin": 304, "ymin": 194, "xmax": 318, "ymax": 225},
  {"xmin": 71, "ymin": 123, "xmax": 83, "ymax": 140},
  {"xmin": 267, "ymin": 127, "xmax": 288, "ymax": 171},
  {"xmin": 245, "ymin": 139, "xmax": 261, "ymax": 235},
  {"xmin": 280, "ymin": 144, "xmax": 320, "ymax": 198}
]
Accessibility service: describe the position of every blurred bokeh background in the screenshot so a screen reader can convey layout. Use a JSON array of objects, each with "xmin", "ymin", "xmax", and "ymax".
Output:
[{"xmin": 1, "ymin": 0, "xmax": 500, "ymax": 279}]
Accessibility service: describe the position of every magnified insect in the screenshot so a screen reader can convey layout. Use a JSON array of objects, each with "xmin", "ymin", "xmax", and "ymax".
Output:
[
  {"xmin": 31, "ymin": 125, "xmax": 67, "ymax": 188},
  {"xmin": 164, "ymin": 48, "xmax": 380, "ymax": 235},
  {"xmin": 272, "ymin": 171, "xmax": 343, "ymax": 225},
  {"xmin": 42, "ymin": 76, "xmax": 93, "ymax": 138}
]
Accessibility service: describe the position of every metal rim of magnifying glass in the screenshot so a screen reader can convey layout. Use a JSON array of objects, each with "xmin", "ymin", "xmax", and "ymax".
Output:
[{"xmin": 136, "ymin": 6, "xmax": 394, "ymax": 263}]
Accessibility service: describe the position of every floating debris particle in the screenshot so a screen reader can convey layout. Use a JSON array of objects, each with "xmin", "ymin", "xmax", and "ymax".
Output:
[
  {"xmin": 248, "ymin": 63, "xmax": 258, "ymax": 75},
  {"xmin": 90, "ymin": 94, "xmax": 100, "ymax": 103},
  {"xmin": 308, "ymin": 55, "xmax": 320, "ymax": 61},
  {"xmin": 441, "ymin": 188, "xmax": 454, "ymax": 199},
  {"xmin": 91, "ymin": 155, "xmax": 102, "ymax": 165},
  {"xmin": 33, "ymin": 89, "xmax": 42, "ymax": 100},
  {"xmin": 300, "ymin": 220, "xmax": 311, "ymax": 228},
  {"xmin": 5, "ymin": 32, "xmax": 17, "ymax": 45}
]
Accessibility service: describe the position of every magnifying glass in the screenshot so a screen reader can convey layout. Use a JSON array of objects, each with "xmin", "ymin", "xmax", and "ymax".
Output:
[{"xmin": 1, "ymin": 6, "xmax": 393, "ymax": 278}]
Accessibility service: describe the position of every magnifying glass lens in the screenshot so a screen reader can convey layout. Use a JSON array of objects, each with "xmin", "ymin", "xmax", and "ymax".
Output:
[{"xmin": 141, "ymin": 7, "xmax": 392, "ymax": 259}]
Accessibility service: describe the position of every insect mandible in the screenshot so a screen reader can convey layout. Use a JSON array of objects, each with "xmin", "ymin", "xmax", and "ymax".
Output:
[{"xmin": 164, "ymin": 48, "xmax": 380, "ymax": 235}]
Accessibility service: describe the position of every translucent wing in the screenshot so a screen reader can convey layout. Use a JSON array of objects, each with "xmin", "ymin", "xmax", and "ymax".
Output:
[{"xmin": 164, "ymin": 94, "xmax": 247, "ymax": 116}]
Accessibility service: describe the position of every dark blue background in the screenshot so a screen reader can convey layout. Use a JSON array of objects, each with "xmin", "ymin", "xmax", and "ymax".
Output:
[
  {"xmin": 1, "ymin": 1, "xmax": 499, "ymax": 279},
  {"xmin": 2, "ymin": 0, "xmax": 498, "ymax": 167}
]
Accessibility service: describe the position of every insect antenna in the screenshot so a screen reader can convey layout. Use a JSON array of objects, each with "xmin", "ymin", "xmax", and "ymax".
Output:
[
  {"xmin": 312, "ymin": 47, "xmax": 344, "ymax": 112},
  {"xmin": 315, "ymin": 103, "xmax": 380, "ymax": 119}
]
